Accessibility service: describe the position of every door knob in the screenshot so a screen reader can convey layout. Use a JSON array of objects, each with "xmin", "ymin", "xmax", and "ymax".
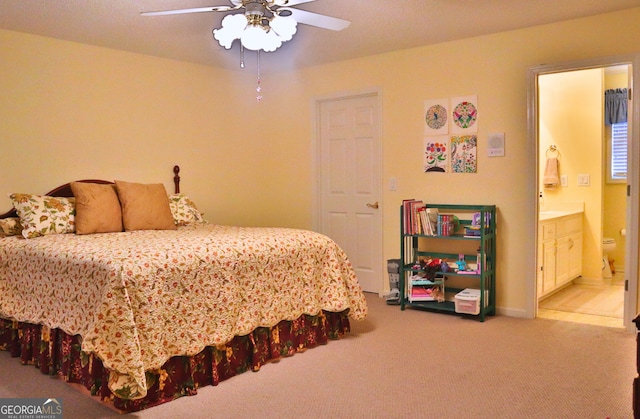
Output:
[{"xmin": 367, "ymin": 201, "xmax": 379, "ymax": 209}]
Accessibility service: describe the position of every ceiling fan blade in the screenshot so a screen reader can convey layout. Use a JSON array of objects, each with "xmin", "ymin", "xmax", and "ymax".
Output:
[
  {"xmin": 279, "ymin": 7, "xmax": 350, "ymax": 31},
  {"xmin": 274, "ymin": 0, "xmax": 317, "ymax": 6},
  {"xmin": 141, "ymin": 6, "xmax": 236, "ymax": 16},
  {"xmin": 233, "ymin": 0, "xmax": 316, "ymax": 6}
]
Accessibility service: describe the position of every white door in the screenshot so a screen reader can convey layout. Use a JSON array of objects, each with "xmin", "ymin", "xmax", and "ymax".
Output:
[{"xmin": 316, "ymin": 93, "xmax": 382, "ymax": 294}]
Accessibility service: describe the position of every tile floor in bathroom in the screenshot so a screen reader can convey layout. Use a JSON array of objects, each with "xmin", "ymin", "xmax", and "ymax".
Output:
[{"xmin": 537, "ymin": 272, "xmax": 625, "ymax": 328}]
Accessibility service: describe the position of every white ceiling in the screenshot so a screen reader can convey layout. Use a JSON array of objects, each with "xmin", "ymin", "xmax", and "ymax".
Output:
[{"xmin": 1, "ymin": 0, "xmax": 639, "ymax": 74}]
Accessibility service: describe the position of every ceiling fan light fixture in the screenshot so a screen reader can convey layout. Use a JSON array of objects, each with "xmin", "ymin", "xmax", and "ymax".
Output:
[
  {"xmin": 263, "ymin": 28, "xmax": 284, "ymax": 52},
  {"xmin": 270, "ymin": 15, "xmax": 297, "ymax": 41},
  {"xmin": 213, "ymin": 14, "xmax": 247, "ymax": 49},
  {"xmin": 212, "ymin": 5, "xmax": 298, "ymax": 52},
  {"xmin": 240, "ymin": 23, "xmax": 270, "ymax": 51}
]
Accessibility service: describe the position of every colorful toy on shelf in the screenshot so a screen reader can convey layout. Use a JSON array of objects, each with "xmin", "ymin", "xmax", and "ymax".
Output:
[
  {"xmin": 440, "ymin": 260, "xmax": 450, "ymax": 273},
  {"xmin": 419, "ymin": 257, "xmax": 445, "ymax": 280},
  {"xmin": 455, "ymin": 253, "xmax": 467, "ymax": 271}
]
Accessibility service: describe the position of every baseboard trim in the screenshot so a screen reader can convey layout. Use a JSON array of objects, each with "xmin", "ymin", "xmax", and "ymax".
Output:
[{"xmin": 496, "ymin": 307, "xmax": 530, "ymax": 319}]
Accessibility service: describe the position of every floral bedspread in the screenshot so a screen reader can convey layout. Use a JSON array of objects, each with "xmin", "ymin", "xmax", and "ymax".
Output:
[{"xmin": 0, "ymin": 224, "xmax": 368, "ymax": 399}]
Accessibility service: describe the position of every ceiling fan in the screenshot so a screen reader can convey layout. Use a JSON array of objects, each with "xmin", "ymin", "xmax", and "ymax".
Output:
[
  {"xmin": 141, "ymin": 0, "xmax": 351, "ymax": 52},
  {"xmin": 142, "ymin": 1, "xmax": 349, "ymax": 101}
]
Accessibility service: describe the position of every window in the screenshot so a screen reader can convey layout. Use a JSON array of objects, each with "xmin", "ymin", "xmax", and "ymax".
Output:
[{"xmin": 609, "ymin": 121, "xmax": 628, "ymax": 182}]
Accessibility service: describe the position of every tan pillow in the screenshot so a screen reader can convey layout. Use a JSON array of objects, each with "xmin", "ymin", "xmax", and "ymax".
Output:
[
  {"xmin": 114, "ymin": 180, "xmax": 176, "ymax": 231},
  {"xmin": 70, "ymin": 182, "xmax": 123, "ymax": 234}
]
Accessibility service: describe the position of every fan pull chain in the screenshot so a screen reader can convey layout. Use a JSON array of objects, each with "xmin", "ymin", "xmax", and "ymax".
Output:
[
  {"xmin": 256, "ymin": 50, "xmax": 262, "ymax": 102},
  {"xmin": 240, "ymin": 44, "xmax": 245, "ymax": 68}
]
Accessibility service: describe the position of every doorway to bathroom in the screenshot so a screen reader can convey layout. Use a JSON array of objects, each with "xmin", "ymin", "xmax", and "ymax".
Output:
[{"xmin": 529, "ymin": 56, "xmax": 639, "ymax": 331}]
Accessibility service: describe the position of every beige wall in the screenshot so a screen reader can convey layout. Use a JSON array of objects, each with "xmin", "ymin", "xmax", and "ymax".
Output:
[
  {"xmin": 604, "ymin": 71, "xmax": 629, "ymax": 271},
  {"xmin": 3, "ymin": 7, "xmax": 640, "ymax": 317},
  {"xmin": 0, "ymin": 30, "xmax": 309, "ymax": 228}
]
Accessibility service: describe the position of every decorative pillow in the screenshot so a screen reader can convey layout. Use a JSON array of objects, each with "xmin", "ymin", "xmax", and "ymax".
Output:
[
  {"xmin": 8, "ymin": 193, "xmax": 76, "ymax": 239},
  {"xmin": 70, "ymin": 182, "xmax": 123, "ymax": 234},
  {"xmin": 0, "ymin": 217, "xmax": 23, "ymax": 237},
  {"xmin": 168, "ymin": 194, "xmax": 206, "ymax": 226},
  {"xmin": 114, "ymin": 181, "xmax": 176, "ymax": 231}
]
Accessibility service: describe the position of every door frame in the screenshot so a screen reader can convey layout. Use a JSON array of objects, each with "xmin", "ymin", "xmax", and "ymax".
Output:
[
  {"xmin": 527, "ymin": 54, "xmax": 640, "ymax": 331},
  {"xmin": 311, "ymin": 87, "xmax": 384, "ymax": 295}
]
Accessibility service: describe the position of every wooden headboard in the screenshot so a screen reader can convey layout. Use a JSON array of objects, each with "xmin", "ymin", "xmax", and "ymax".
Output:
[{"xmin": 0, "ymin": 165, "xmax": 181, "ymax": 219}]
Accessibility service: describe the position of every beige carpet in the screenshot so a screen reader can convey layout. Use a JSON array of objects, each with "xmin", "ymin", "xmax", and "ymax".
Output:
[
  {"xmin": 539, "ymin": 282, "xmax": 624, "ymax": 318},
  {"xmin": 0, "ymin": 293, "xmax": 636, "ymax": 418}
]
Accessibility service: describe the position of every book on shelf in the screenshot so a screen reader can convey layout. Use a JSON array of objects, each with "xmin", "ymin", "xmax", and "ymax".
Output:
[
  {"xmin": 417, "ymin": 207, "xmax": 426, "ymax": 235},
  {"xmin": 464, "ymin": 226, "xmax": 481, "ymax": 238},
  {"xmin": 437, "ymin": 213, "xmax": 454, "ymax": 236},
  {"xmin": 402, "ymin": 199, "xmax": 415, "ymax": 234},
  {"xmin": 419, "ymin": 207, "xmax": 435, "ymax": 236},
  {"xmin": 404, "ymin": 201, "xmax": 457, "ymax": 236},
  {"xmin": 402, "ymin": 199, "xmax": 425, "ymax": 235},
  {"xmin": 425, "ymin": 207, "xmax": 438, "ymax": 236},
  {"xmin": 472, "ymin": 211, "xmax": 492, "ymax": 228}
]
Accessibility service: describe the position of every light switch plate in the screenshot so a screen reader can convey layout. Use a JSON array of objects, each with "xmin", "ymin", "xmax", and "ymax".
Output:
[
  {"xmin": 560, "ymin": 175, "xmax": 568, "ymax": 187},
  {"xmin": 578, "ymin": 174, "xmax": 590, "ymax": 186}
]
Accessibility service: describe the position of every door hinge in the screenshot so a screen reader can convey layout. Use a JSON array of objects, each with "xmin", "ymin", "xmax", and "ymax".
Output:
[
  {"xmin": 628, "ymin": 184, "xmax": 631, "ymax": 197},
  {"xmin": 626, "ymin": 279, "xmax": 629, "ymax": 291},
  {"xmin": 629, "ymin": 88, "xmax": 632, "ymax": 100}
]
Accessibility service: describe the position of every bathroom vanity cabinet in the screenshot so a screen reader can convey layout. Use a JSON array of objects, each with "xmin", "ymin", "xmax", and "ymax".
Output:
[{"xmin": 537, "ymin": 212, "xmax": 583, "ymax": 299}]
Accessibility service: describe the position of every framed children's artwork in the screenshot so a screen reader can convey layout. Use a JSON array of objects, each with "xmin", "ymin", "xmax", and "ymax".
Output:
[
  {"xmin": 422, "ymin": 95, "xmax": 480, "ymax": 174},
  {"xmin": 450, "ymin": 95, "xmax": 478, "ymax": 134},
  {"xmin": 450, "ymin": 135, "xmax": 477, "ymax": 173},
  {"xmin": 424, "ymin": 98, "xmax": 449, "ymax": 135},
  {"xmin": 424, "ymin": 136, "xmax": 448, "ymax": 172}
]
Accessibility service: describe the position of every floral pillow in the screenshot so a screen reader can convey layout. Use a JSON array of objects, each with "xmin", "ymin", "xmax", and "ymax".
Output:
[
  {"xmin": 168, "ymin": 194, "xmax": 206, "ymax": 226},
  {"xmin": 0, "ymin": 217, "xmax": 23, "ymax": 237},
  {"xmin": 8, "ymin": 193, "xmax": 76, "ymax": 239}
]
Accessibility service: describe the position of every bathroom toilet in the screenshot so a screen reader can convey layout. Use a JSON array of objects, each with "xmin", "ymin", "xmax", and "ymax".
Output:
[{"xmin": 602, "ymin": 237, "xmax": 617, "ymax": 279}]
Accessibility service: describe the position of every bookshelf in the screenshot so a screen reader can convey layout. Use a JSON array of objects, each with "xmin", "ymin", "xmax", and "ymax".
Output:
[{"xmin": 399, "ymin": 202, "xmax": 496, "ymax": 321}]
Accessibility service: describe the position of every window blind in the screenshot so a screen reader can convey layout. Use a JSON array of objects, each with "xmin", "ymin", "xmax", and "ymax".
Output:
[{"xmin": 611, "ymin": 122, "xmax": 628, "ymax": 180}]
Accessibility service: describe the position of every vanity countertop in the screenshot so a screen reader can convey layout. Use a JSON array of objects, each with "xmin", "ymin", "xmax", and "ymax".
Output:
[{"xmin": 539, "ymin": 208, "xmax": 584, "ymax": 221}]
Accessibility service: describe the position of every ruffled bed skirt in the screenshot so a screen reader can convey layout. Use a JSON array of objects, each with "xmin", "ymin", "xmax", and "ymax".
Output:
[{"xmin": 0, "ymin": 310, "xmax": 350, "ymax": 412}]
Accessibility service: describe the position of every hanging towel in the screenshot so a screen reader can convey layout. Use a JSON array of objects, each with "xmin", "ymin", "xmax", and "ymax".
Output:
[{"xmin": 543, "ymin": 157, "xmax": 559, "ymax": 189}]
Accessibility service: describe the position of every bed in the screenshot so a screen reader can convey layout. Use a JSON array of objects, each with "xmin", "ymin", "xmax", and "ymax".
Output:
[{"xmin": 0, "ymin": 166, "xmax": 368, "ymax": 412}]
